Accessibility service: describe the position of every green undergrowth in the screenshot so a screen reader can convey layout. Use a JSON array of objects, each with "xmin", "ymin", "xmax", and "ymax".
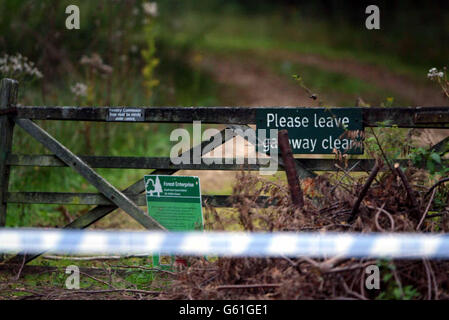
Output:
[
  {"xmin": 159, "ymin": 11, "xmax": 430, "ymax": 82},
  {"xmin": 0, "ymin": 255, "xmax": 170, "ymax": 299}
]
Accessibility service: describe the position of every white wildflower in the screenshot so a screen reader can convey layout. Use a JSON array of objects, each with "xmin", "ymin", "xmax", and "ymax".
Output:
[
  {"xmin": 70, "ymin": 82, "xmax": 88, "ymax": 98},
  {"xmin": 427, "ymin": 67, "xmax": 445, "ymax": 80},
  {"xmin": 34, "ymin": 69, "xmax": 43, "ymax": 78},
  {"xmin": 80, "ymin": 53, "xmax": 113, "ymax": 75},
  {"xmin": 0, "ymin": 53, "xmax": 43, "ymax": 79},
  {"xmin": 142, "ymin": 2, "xmax": 158, "ymax": 17}
]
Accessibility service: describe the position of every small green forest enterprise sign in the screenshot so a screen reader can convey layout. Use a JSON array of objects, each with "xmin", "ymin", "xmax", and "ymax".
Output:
[{"xmin": 144, "ymin": 175, "xmax": 204, "ymax": 268}]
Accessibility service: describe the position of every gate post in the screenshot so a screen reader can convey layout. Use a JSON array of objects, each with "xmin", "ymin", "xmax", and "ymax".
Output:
[{"xmin": 0, "ymin": 78, "xmax": 19, "ymax": 228}]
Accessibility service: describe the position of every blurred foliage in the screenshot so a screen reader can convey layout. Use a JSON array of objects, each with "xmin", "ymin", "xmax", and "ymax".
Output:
[
  {"xmin": 172, "ymin": 0, "xmax": 449, "ymax": 67},
  {"xmin": 158, "ymin": 0, "xmax": 448, "ymax": 78},
  {"xmin": 0, "ymin": 0, "xmax": 147, "ymax": 79},
  {"xmin": 141, "ymin": 17, "xmax": 159, "ymax": 98},
  {"xmin": 2, "ymin": 0, "xmax": 448, "ymax": 80}
]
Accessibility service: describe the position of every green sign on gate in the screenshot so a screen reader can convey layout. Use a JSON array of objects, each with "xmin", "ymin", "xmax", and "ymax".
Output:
[
  {"xmin": 144, "ymin": 175, "xmax": 203, "ymax": 268},
  {"xmin": 256, "ymin": 108, "xmax": 364, "ymax": 154}
]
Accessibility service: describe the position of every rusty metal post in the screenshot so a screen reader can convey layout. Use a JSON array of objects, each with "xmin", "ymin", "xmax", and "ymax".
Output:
[{"xmin": 278, "ymin": 130, "xmax": 304, "ymax": 208}]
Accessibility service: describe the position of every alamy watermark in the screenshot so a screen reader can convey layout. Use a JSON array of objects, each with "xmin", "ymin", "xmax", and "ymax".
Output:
[
  {"xmin": 65, "ymin": 265, "xmax": 80, "ymax": 289},
  {"xmin": 65, "ymin": 5, "xmax": 80, "ymax": 30},
  {"xmin": 365, "ymin": 5, "xmax": 380, "ymax": 30},
  {"xmin": 365, "ymin": 265, "xmax": 380, "ymax": 290},
  {"xmin": 169, "ymin": 121, "xmax": 279, "ymax": 175}
]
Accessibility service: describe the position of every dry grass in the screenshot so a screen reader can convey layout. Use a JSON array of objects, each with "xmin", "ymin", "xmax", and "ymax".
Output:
[{"xmin": 160, "ymin": 162, "xmax": 449, "ymax": 300}]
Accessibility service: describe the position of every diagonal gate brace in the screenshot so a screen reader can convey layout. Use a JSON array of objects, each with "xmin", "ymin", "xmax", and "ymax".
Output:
[
  {"xmin": 228, "ymin": 124, "xmax": 316, "ymax": 179},
  {"xmin": 14, "ymin": 118, "xmax": 166, "ymax": 231}
]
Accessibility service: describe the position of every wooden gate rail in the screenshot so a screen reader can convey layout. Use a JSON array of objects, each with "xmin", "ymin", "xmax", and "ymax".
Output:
[
  {"xmin": 8, "ymin": 155, "xmax": 448, "ymax": 171},
  {"xmin": 13, "ymin": 106, "xmax": 449, "ymax": 128},
  {"xmin": 5, "ymin": 192, "xmax": 270, "ymax": 207}
]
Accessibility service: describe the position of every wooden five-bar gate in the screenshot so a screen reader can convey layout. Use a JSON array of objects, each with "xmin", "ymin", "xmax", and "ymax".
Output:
[{"xmin": 2, "ymin": 78, "xmax": 449, "ymax": 264}]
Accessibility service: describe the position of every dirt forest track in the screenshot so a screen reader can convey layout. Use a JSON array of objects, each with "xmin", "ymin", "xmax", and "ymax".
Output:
[
  {"xmin": 179, "ymin": 50, "xmax": 449, "ymax": 191},
  {"xmin": 199, "ymin": 53, "xmax": 320, "ymax": 107},
  {"xmin": 272, "ymin": 50, "xmax": 448, "ymax": 107}
]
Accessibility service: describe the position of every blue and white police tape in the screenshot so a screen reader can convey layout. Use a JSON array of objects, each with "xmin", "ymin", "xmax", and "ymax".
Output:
[{"xmin": 1, "ymin": 229, "xmax": 449, "ymax": 259}]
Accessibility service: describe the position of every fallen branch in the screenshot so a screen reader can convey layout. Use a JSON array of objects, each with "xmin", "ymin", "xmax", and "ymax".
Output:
[
  {"xmin": 55, "ymin": 288, "xmax": 162, "ymax": 296},
  {"xmin": 422, "ymin": 259, "xmax": 433, "ymax": 300},
  {"xmin": 14, "ymin": 254, "xmax": 27, "ymax": 281},
  {"xmin": 4, "ymin": 287, "xmax": 44, "ymax": 297},
  {"xmin": 42, "ymin": 254, "xmax": 150, "ymax": 261},
  {"xmin": 339, "ymin": 276, "xmax": 367, "ymax": 300},
  {"xmin": 111, "ymin": 265, "xmax": 176, "ymax": 276},
  {"xmin": 299, "ymin": 256, "xmax": 345, "ymax": 273},
  {"xmin": 216, "ymin": 283, "xmax": 280, "ymax": 290},
  {"xmin": 425, "ymin": 211, "xmax": 449, "ymax": 219},
  {"xmin": 369, "ymin": 128, "xmax": 393, "ymax": 172},
  {"xmin": 395, "ymin": 163, "xmax": 421, "ymax": 220},
  {"xmin": 374, "ymin": 203, "xmax": 395, "ymax": 232},
  {"xmin": 417, "ymin": 188, "xmax": 437, "ymax": 230},
  {"xmin": 348, "ymin": 162, "xmax": 380, "ymax": 223},
  {"xmin": 79, "ymin": 271, "xmax": 116, "ymax": 290},
  {"xmin": 327, "ymin": 261, "xmax": 377, "ymax": 274},
  {"xmin": 331, "ymin": 162, "xmax": 360, "ymax": 193},
  {"xmin": 425, "ymin": 177, "xmax": 449, "ymax": 198}
]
